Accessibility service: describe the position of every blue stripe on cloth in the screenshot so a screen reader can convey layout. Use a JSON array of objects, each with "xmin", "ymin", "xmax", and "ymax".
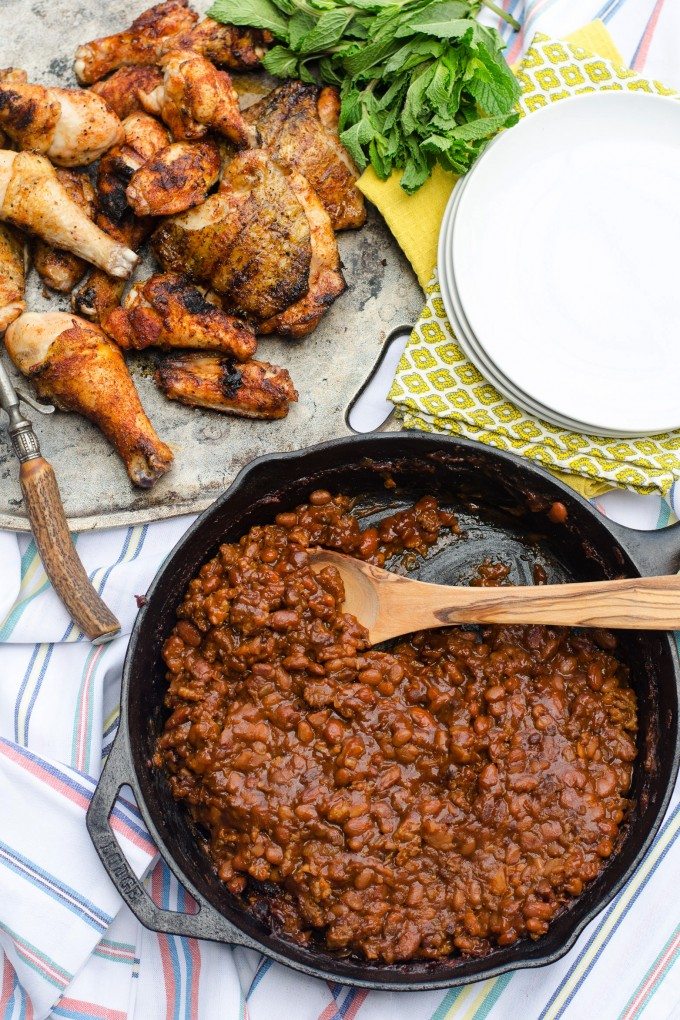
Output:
[
  {"xmin": 162, "ymin": 865, "xmax": 184, "ymax": 1020},
  {"xmin": 52, "ymin": 1007, "xmax": 115, "ymax": 1020},
  {"xmin": 178, "ymin": 885, "xmax": 195, "ymax": 1020},
  {"xmin": 61, "ymin": 527, "xmax": 136, "ymax": 644},
  {"xmin": 595, "ymin": 0, "xmax": 629, "ymax": 22},
  {"xmin": 246, "ymin": 958, "xmax": 273, "ymax": 1000},
  {"xmin": 0, "ymin": 839, "xmax": 111, "ymax": 931},
  {"xmin": 0, "ymin": 740, "xmax": 152, "ymax": 846},
  {"xmin": 13, "ymin": 644, "xmax": 41, "ymax": 744},
  {"xmin": 22, "ymin": 644, "xmax": 55, "ymax": 746},
  {"xmin": 538, "ymin": 800, "xmax": 680, "ymax": 1019}
]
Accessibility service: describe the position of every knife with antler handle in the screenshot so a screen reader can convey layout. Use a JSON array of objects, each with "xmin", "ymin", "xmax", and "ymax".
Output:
[{"xmin": 0, "ymin": 357, "xmax": 120, "ymax": 643}]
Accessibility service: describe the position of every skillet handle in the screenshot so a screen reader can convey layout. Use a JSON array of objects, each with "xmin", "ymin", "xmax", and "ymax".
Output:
[
  {"xmin": 86, "ymin": 733, "xmax": 255, "ymax": 945},
  {"xmin": 607, "ymin": 518, "xmax": 680, "ymax": 578}
]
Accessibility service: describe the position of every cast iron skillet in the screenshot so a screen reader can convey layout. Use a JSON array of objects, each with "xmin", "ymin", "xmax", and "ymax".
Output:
[{"xmin": 87, "ymin": 434, "xmax": 680, "ymax": 991}]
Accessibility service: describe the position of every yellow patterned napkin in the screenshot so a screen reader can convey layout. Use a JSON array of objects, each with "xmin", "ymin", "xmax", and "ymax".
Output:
[{"xmin": 377, "ymin": 27, "xmax": 680, "ymax": 498}]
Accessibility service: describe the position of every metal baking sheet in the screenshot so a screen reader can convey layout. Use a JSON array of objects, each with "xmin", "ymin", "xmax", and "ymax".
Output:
[{"xmin": 0, "ymin": 0, "xmax": 421, "ymax": 532}]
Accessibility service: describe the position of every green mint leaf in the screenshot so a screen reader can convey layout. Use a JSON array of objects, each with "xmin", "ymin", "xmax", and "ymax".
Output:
[
  {"xmin": 288, "ymin": 11, "xmax": 316, "ymax": 50},
  {"xmin": 261, "ymin": 45, "xmax": 300, "ymax": 77},
  {"xmin": 298, "ymin": 8, "xmax": 356, "ymax": 52},
  {"xmin": 207, "ymin": 0, "xmax": 290, "ymax": 39},
  {"xmin": 395, "ymin": 13, "xmax": 475, "ymax": 40}
]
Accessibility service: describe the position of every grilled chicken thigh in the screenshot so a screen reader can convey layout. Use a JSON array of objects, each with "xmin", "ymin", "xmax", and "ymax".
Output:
[
  {"xmin": 74, "ymin": 0, "xmax": 198, "ymax": 85},
  {"xmin": 157, "ymin": 352, "xmax": 297, "ymax": 419},
  {"xmin": 0, "ymin": 151, "xmax": 137, "ymax": 277},
  {"xmin": 126, "ymin": 139, "xmax": 221, "ymax": 216},
  {"xmin": 153, "ymin": 149, "xmax": 312, "ymax": 320},
  {"xmin": 0, "ymin": 68, "xmax": 124, "ymax": 167},
  {"xmin": 259, "ymin": 172, "xmax": 345, "ymax": 338},
  {"xmin": 102, "ymin": 272, "xmax": 257, "ymax": 361},
  {"xmin": 32, "ymin": 170, "xmax": 97, "ymax": 293},
  {"xmin": 91, "ymin": 65, "xmax": 164, "ymax": 120},
  {"xmin": 141, "ymin": 50, "xmax": 257, "ymax": 147},
  {"xmin": 5, "ymin": 312, "xmax": 173, "ymax": 487},
  {"xmin": 244, "ymin": 82, "xmax": 366, "ymax": 231},
  {"xmin": 0, "ymin": 223, "xmax": 25, "ymax": 332}
]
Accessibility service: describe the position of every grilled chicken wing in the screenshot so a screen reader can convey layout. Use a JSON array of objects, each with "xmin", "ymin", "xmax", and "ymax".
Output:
[
  {"xmin": 5, "ymin": 311, "xmax": 173, "ymax": 487},
  {"xmin": 259, "ymin": 172, "xmax": 345, "ymax": 338},
  {"xmin": 172, "ymin": 18, "xmax": 272, "ymax": 69},
  {"xmin": 32, "ymin": 170, "xmax": 97, "ymax": 293},
  {"xmin": 91, "ymin": 65, "xmax": 164, "ymax": 120},
  {"xmin": 0, "ymin": 68, "xmax": 123, "ymax": 167},
  {"xmin": 0, "ymin": 223, "xmax": 25, "ymax": 332},
  {"xmin": 0, "ymin": 151, "xmax": 137, "ymax": 277},
  {"xmin": 156, "ymin": 352, "xmax": 297, "ymax": 419},
  {"xmin": 141, "ymin": 50, "xmax": 257, "ymax": 146},
  {"xmin": 102, "ymin": 272, "xmax": 257, "ymax": 360},
  {"xmin": 126, "ymin": 139, "xmax": 220, "ymax": 216},
  {"xmin": 72, "ymin": 113, "xmax": 170, "ymax": 322},
  {"xmin": 244, "ymin": 82, "xmax": 366, "ymax": 230},
  {"xmin": 153, "ymin": 149, "xmax": 311, "ymax": 319},
  {"xmin": 74, "ymin": 0, "xmax": 198, "ymax": 85}
]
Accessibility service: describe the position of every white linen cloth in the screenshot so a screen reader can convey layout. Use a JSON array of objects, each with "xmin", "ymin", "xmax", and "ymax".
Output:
[{"xmin": 2, "ymin": 3, "xmax": 680, "ymax": 1018}]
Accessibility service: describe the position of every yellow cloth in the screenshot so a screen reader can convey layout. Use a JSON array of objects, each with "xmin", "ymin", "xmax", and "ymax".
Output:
[{"xmin": 364, "ymin": 23, "xmax": 680, "ymax": 499}]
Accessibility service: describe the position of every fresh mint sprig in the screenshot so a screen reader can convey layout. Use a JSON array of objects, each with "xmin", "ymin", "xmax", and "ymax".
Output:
[{"xmin": 208, "ymin": 0, "xmax": 520, "ymax": 193}]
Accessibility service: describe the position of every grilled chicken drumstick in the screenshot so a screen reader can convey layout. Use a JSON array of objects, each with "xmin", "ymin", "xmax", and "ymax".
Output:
[
  {"xmin": 0, "ymin": 151, "xmax": 137, "ymax": 277},
  {"xmin": 74, "ymin": 0, "xmax": 198, "ymax": 85},
  {"xmin": 258, "ymin": 172, "xmax": 346, "ymax": 338},
  {"xmin": 126, "ymin": 139, "xmax": 221, "ymax": 216},
  {"xmin": 0, "ymin": 68, "xmax": 123, "ymax": 167},
  {"xmin": 140, "ymin": 50, "xmax": 257, "ymax": 147},
  {"xmin": 32, "ymin": 170, "xmax": 97, "ymax": 293},
  {"xmin": 102, "ymin": 273, "xmax": 257, "ymax": 361},
  {"xmin": 0, "ymin": 223, "xmax": 25, "ymax": 332},
  {"xmin": 157, "ymin": 352, "xmax": 297, "ymax": 419},
  {"xmin": 172, "ymin": 19, "xmax": 271, "ymax": 69},
  {"xmin": 5, "ymin": 312, "xmax": 173, "ymax": 488},
  {"xmin": 244, "ymin": 82, "xmax": 366, "ymax": 231}
]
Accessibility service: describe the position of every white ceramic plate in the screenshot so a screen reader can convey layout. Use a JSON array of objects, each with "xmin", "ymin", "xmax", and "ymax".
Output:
[
  {"xmin": 438, "ymin": 181, "xmax": 639, "ymax": 436},
  {"xmin": 438, "ymin": 183, "xmax": 644, "ymax": 437},
  {"xmin": 451, "ymin": 91, "xmax": 680, "ymax": 436}
]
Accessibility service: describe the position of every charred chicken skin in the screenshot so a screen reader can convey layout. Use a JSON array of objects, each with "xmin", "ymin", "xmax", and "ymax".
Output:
[
  {"xmin": 153, "ymin": 149, "xmax": 312, "ymax": 320},
  {"xmin": 140, "ymin": 50, "xmax": 257, "ymax": 147},
  {"xmin": 244, "ymin": 82, "xmax": 366, "ymax": 231},
  {"xmin": 156, "ymin": 352, "xmax": 297, "ymax": 419},
  {"xmin": 0, "ymin": 68, "xmax": 123, "ymax": 167},
  {"xmin": 0, "ymin": 151, "xmax": 137, "ymax": 277},
  {"xmin": 5, "ymin": 312, "xmax": 173, "ymax": 488},
  {"xmin": 172, "ymin": 19, "xmax": 272, "ymax": 69},
  {"xmin": 258, "ymin": 171, "xmax": 346, "ymax": 338},
  {"xmin": 73, "ymin": 0, "xmax": 198, "ymax": 85},
  {"xmin": 32, "ymin": 169, "xmax": 97, "ymax": 293},
  {"xmin": 102, "ymin": 272, "xmax": 257, "ymax": 361},
  {"xmin": 0, "ymin": 223, "xmax": 25, "ymax": 333},
  {"xmin": 126, "ymin": 138, "xmax": 221, "ymax": 216}
]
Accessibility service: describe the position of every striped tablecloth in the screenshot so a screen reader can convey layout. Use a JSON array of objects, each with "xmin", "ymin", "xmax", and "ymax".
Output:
[{"xmin": 2, "ymin": 2, "xmax": 680, "ymax": 1018}]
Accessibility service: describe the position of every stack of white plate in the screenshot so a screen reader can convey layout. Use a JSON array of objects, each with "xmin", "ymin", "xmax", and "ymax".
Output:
[{"xmin": 437, "ymin": 90, "xmax": 680, "ymax": 437}]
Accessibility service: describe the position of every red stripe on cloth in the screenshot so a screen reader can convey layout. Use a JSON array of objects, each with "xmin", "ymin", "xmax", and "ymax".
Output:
[
  {"xmin": 317, "ymin": 990, "xmax": 339, "ymax": 1020},
  {"xmin": 622, "ymin": 929, "xmax": 680, "ymax": 1020},
  {"xmin": 632, "ymin": 0, "xmax": 668, "ymax": 71},
  {"xmin": 0, "ymin": 741, "xmax": 153, "ymax": 855},
  {"xmin": 188, "ymin": 937, "xmax": 201, "ymax": 1018},
  {"xmin": 344, "ymin": 990, "xmax": 369, "ymax": 1020},
  {"xmin": 0, "ymin": 955, "xmax": 16, "ymax": 1012},
  {"xmin": 57, "ymin": 996, "xmax": 126, "ymax": 1020},
  {"xmin": 151, "ymin": 868, "xmax": 176, "ymax": 1020}
]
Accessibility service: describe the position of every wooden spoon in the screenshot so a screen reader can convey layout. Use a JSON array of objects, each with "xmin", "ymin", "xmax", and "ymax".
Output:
[{"xmin": 309, "ymin": 550, "xmax": 680, "ymax": 644}]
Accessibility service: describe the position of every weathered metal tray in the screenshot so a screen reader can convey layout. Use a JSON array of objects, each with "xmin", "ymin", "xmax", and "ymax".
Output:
[{"xmin": 0, "ymin": 0, "xmax": 421, "ymax": 532}]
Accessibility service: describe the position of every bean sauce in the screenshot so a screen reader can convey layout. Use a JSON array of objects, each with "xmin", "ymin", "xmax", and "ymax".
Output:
[{"xmin": 154, "ymin": 493, "xmax": 637, "ymax": 963}]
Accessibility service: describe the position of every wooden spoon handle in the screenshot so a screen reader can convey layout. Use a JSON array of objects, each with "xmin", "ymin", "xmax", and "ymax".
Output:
[
  {"xmin": 19, "ymin": 457, "xmax": 121, "ymax": 643},
  {"xmin": 404, "ymin": 574, "xmax": 680, "ymax": 631}
]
